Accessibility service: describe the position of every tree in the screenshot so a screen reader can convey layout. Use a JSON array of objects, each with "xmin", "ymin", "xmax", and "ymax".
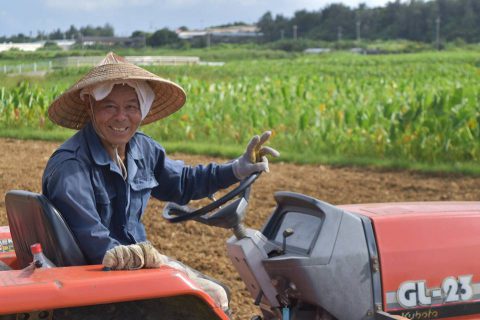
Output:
[
  {"xmin": 79, "ymin": 23, "xmax": 114, "ymax": 37},
  {"xmin": 131, "ymin": 30, "xmax": 149, "ymax": 38},
  {"xmin": 257, "ymin": 12, "xmax": 275, "ymax": 41},
  {"xmin": 292, "ymin": 10, "xmax": 321, "ymax": 39},
  {"xmin": 49, "ymin": 28, "xmax": 64, "ymax": 40},
  {"xmin": 99, "ymin": 23, "xmax": 115, "ymax": 37},
  {"xmin": 311, "ymin": 4, "xmax": 355, "ymax": 41},
  {"xmin": 4, "ymin": 0, "xmax": 480, "ymax": 47},
  {"xmin": 65, "ymin": 25, "xmax": 79, "ymax": 40},
  {"xmin": 456, "ymin": 0, "xmax": 477, "ymax": 42},
  {"xmin": 147, "ymin": 28, "xmax": 179, "ymax": 47},
  {"xmin": 9, "ymin": 33, "xmax": 30, "ymax": 43}
]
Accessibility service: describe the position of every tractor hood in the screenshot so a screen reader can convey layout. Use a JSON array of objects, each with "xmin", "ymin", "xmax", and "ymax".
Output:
[{"xmin": 341, "ymin": 202, "xmax": 480, "ymax": 318}]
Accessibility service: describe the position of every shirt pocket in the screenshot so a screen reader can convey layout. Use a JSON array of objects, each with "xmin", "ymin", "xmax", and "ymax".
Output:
[
  {"xmin": 131, "ymin": 168, "xmax": 159, "ymax": 192},
  {"xmin": 131, "ymin": 173, "xmax": 159, "ymax": 222},
  {"xmin": 94, "ymin": 189, "xmax": 115, "ymax": 228}
]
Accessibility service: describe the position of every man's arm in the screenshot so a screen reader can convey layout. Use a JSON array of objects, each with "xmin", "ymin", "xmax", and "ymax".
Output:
[
  {"xmin": 149, "ymin": 132, "xmax": 279, "ymax": 205},
  {"xmin": 151, "ymin": 151, "xmax": 238, "ymax": 205},
  {"xmin": 43, "ymin": 159, "xmax": 120, "ymax": 264}
]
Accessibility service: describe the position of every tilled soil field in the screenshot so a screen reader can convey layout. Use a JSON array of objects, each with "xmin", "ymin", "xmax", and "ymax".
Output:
[{"xmin": 1, "ymin": 138, "xmax": 480, "ymax": 319}]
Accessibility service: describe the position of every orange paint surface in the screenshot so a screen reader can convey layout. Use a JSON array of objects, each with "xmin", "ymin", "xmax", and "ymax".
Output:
[
  {"xmin": 343, "ymin": 202, "xmax": 480, "ymax": 313},
  {"xmin": 0, "ymin": 264, "xmax": 228, "ymax": 319}
]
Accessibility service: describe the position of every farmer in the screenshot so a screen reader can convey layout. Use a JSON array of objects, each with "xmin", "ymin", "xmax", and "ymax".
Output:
[{"xmin": 42, "ymin": 52, "xmax": 278, "ymax": 311}]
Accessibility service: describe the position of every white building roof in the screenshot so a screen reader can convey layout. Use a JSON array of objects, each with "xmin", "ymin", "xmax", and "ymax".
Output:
[
  {"xmin": 0, "ymin": 40, "xmax": 75, "ymax": 52},
  {"xmin": 0, "ymin": 42, "xmax": 44, "ymax": 52},
  {"xmin": 177, "ymin": 25, "xmax": 261, "ymax": 39}
]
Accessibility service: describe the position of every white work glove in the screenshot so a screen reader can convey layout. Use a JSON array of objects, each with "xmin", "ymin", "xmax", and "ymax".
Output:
[
  {"xmin": 165, "ymin": 260, "xmax": 230, "ymax": 311},
  {"xmin": 232, "ymin": 131, "xmax": 280, "ymax": 180},
  {"xmin": 102, "ymin": 242, "xmax": 169, "ymax": 270},
  {"xmin": 103, "ymin": 244, "xmax": 229, "ymax": 311}
]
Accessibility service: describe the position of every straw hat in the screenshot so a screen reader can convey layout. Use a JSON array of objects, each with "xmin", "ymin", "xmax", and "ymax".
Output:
[{"xmin": 48, "ymin": 52, "xmax": 186, "ymax": 129}]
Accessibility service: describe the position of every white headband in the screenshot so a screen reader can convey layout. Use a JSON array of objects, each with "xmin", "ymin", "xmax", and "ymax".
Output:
[{"xmin": 80, "ymin": 80, "xmax": 155, "ymax": 120}]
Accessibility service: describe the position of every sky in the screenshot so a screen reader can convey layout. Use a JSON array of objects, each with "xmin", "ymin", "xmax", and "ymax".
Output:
[{"xmin": 1, "ymin": 0, "xmax": 393, "ymax": 38}]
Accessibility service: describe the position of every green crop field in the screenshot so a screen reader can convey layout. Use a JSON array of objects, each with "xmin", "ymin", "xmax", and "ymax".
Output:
[{"xmin": 0, "ymin": 50, "xmax": 479, "ymax": 173}]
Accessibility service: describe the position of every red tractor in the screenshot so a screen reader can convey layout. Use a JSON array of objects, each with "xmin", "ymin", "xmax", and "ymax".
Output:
[{"xmin": 1, "ymin": 173, "xmax": 479, "ymax": 319}]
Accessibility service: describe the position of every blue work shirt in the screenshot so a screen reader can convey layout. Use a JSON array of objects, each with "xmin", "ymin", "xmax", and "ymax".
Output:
[{"xmin": 42, "ymin": 123, "xmax": 238, "ymax": 264}]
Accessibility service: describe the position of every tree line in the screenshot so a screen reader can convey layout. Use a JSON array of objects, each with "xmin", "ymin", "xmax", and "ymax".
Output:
[
  {"xmin": 0, "ymin": 24, "xmax": 115, "ymax": 43},
  {"xmin": 1, "ymin": 0, "xmax": 479, "ymax": 46},
  {"xmin": 258, "ymin": 0, "xmax": 480, "ymax": 43}
]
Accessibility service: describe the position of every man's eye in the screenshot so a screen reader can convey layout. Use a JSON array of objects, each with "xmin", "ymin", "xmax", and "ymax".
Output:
[{"xmin": 127, "ymin": 105, "xmax": 140, "ymax": 111}]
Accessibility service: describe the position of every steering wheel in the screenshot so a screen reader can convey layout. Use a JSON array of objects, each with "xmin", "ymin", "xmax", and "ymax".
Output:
[{"xmin": 163, "ymin": 172, "xmax": 261, "ymax": 223}]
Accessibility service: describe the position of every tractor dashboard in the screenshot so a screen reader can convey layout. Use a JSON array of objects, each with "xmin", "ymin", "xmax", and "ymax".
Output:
[
  {"xmin": 262, "ymin": 191, "xmax": 343, "ymax": 261},
  {"xmin": 270, "ymin": 210, "xmax": 323, "ymax": 254}
]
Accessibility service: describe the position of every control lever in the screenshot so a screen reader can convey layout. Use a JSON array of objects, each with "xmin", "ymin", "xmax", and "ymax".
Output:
[
  {"xmin": 267, "ymin": 228, "xmax": 295, "ymax": 258},
  {"xmin": 282, "ymin": 228, "xmax": 294, "ymax": 253}
]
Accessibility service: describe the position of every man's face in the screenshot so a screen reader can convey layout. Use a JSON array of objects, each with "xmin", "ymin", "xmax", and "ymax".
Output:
[{"xmin": 90, "ymin": 84, "xmax": 142, "ymax": 147}]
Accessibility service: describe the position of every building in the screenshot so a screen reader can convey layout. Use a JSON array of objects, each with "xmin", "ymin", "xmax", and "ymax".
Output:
[
  {"xmin": 177, "ymin": 25, "xmax": 262, "ymax": 43},
  {"xmin": 76, "ymin": 36, "xmax": 146, "ymax": 48},
  {"xmin": 55, "ymin": 40, "xmax": 76, "ymax": 50},
  {"xmin": 0, "ymin": 40, "xmax": 75, "ymax": 52},
  {"xmin": 0, "ymin": 42, "xmax": 44, "ymax": 52}
]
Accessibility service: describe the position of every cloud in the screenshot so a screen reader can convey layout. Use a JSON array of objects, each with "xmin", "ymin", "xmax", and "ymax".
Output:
[{"xmin": 43, "ymin": 0, "xmax": 154, "ymax": 11}]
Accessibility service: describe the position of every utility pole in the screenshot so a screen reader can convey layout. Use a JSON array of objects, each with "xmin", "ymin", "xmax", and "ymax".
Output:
[
  {"xmin": 293, "ymin": 25, "xmax": 298, "ymax": 40},
  {"xmin": 337, "ymin": 26, "xmax": 343, "ymax": 42},
  {"xmin": 206, "ymin": 32, "xmax": 211, "ymax": 49},
  {"xmin": 356, "ymin": 20, "xmax": 361, "ymax": 42},
  {"xmin": 435, "ymin": 16, "xmax": 441, "ymax": 51}
]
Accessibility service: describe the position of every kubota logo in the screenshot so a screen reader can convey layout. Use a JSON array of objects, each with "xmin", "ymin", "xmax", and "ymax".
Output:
[{"xmin": 397, "ymin": 275, "xmax": 474, "ymax": 308}]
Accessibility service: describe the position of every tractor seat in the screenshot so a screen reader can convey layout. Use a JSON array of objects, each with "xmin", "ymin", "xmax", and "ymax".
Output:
[{"xmin": 5, "ymin": 190, "xmax": 87, "ymax": 269}]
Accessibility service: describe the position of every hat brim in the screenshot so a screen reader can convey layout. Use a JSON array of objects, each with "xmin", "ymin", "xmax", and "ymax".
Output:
[{"xmin": 48, "ymin": 63, "xmax": 186, "ymax": 130}]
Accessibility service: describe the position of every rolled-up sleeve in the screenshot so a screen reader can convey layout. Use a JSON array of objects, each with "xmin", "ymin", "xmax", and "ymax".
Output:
[{"xmin": 43, "ymin": 159, "xmax": 120, "ymax": 264}]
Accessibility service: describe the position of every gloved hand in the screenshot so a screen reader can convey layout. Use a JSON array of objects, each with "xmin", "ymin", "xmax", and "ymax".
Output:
[
  {"xmin": 165, "ymin": 259, "xmax": 229, "ymax": 312},
  {"xmin": 103, "ymin": 244, "xmax": 230, "ymax": 311},
  {"xmin": 102, "ymin": 242, "xmax": 169, "ymax": 270},
  {"xmin": 232, "ymin": 131, "xmax": 280, "ymax": 180}
]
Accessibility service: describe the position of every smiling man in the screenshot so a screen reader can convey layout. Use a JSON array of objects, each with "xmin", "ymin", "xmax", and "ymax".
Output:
[
  {"xmin": 41, "ymin": 52, "xmax": 279, "ymax": 312},
  {"xmin": 88, "ymin": 84, "xmax": 143, "ymax": 158},
  {"xmin": 84, "ymin": 83, "xmax": 145, "ymax": 179}
]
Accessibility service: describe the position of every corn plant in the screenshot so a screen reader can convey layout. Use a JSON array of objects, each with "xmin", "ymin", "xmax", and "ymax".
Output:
[{"xmin": 1, "ymin": 51, "xmax": 479, "ymax": 164}]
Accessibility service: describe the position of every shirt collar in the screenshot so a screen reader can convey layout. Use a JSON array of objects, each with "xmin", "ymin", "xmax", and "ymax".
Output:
[
  {"xmin": 84, "ymin": 122, "xmax": 144, "ymax": 181},
  {"xmin": 126, "ymin": 134, "xmax": 143, "ymax": 161},
  {"xmin": 84, "ymin": 122, "xmax": 111, "ymax": 166},
  {"xmin": 125, "ymin": 135, "xmax": 143, "ymax": 183}
]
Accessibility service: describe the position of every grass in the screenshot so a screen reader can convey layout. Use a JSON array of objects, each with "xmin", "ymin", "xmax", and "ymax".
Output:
[
  {"xmin": 0, "ymin": 128, "xmax": 73, "ymax": 141},
  {"xmin": 2, "ymin": 127, "xmax": 480, "ymax": 176},
  {"xmin": 1, "ymin": 49, "xmax": 480, "ymax": 176}
]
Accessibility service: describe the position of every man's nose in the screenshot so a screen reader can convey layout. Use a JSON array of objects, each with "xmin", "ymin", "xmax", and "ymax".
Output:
[{"xmin": 113, "ymin": 107, "xmax": 128, "ymax": 119}]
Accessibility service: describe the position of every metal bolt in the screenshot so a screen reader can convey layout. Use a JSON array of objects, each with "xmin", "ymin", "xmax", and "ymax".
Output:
[{"xmin": 371, "ymin": 256, "xmax": 380, "ymax": 273}]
